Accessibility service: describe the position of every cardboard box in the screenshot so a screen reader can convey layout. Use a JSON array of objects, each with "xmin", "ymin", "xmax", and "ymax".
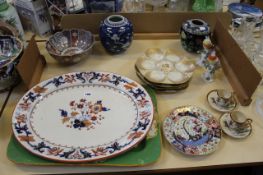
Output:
[
  {"xmin": 14, "ymin": 0, "xmax": 52, "ymax": 36},
  {"xmin": 60, "ymin": 12, "xmax": 261, "ymax": 106}
]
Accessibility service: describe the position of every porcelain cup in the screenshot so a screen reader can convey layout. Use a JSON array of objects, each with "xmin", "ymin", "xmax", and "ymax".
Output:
[
  {"xmin": 216, "ymin": 89, "xmax": 233, "ymax": 107},
  {"xmin": 230, "ymin": 111, "xmax": 252, "ymax": 129}
]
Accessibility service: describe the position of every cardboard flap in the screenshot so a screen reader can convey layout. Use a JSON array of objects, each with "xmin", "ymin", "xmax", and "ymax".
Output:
[
  {"xmin": 16, "ymin": 36, "xmax": 46, "ymax": 90},
  {"xmin": 213, "ymin": 17, "xmax": 262, "ymax": 106},
  {"xmin": 61, "ymin": 12, "xmax": 231, "ymax": 35}
]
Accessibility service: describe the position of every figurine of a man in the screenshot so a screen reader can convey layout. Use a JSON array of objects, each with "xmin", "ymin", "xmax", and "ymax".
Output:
[
  {"xmin": 196, "ymin": 37, "xmax": 214, "ymax": 67},
  {"xmin": 196, "ymin": 37, "xmax": 220, "ymax": 82}
]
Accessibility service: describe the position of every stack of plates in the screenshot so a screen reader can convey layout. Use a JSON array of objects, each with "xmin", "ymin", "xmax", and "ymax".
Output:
[
  {"xmin": 12, "ymin": 71, "xmax": 154, "ymax": 162},
  {"xmin": 135, "ymin": 48, "xmax": 195, "ymax": 92}
]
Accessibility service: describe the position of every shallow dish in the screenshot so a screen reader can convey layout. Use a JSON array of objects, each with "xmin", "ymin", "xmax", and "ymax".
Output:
[
  {"xmin": 46, "ymin": 29, "xmax": 94, "ymax": 64},
  {"xmin": 220, "ymin": 113, "xmax": 252, "ymax": 139},
  {"xmin": 12, "ymin": 71, "xmax": 154, "ymax": 162},
  {"xmin": 163, "ymin": 106, "xmax": 221, "ymax": 156}
]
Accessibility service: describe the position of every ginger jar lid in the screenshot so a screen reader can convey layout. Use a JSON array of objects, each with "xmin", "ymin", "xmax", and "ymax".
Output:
[{"xmin": 182, "ymin": 19, "xmax": 210, "ymax": 36}]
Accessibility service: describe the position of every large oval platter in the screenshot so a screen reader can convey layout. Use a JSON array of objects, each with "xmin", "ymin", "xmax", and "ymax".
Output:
[{"xmin": 12, "ymin": 71, "xmax": 154, "ymax": 162}]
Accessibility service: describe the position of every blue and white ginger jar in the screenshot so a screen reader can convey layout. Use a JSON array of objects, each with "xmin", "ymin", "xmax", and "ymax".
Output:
[
  {"xmin": 99, "ymin": 15, "xmax": 133, "ymax": 54},
  {"xmin": 180, "ymin": 19, "xmax": 210, "ymax": 53}
]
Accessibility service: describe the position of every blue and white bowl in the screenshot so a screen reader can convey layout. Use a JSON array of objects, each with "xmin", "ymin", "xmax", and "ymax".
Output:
[
  {"xmin": 0, "ymin": 35, "xmax": 23, "ymax": 92},
  {"xmin": 228, "ymin": 3, "xmax": 262, "ymax": 19}
]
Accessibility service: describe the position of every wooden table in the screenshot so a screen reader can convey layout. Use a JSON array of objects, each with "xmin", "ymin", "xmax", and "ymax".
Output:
[{"xmin": 1, "ymin": 39, "xmax": 263, "ymax": 175}]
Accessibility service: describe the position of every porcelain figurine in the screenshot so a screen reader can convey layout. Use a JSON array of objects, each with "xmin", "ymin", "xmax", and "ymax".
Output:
[
  {"xmin": 197, "ymin": 37, "xmax": 214, "ymax": 67},
  {"xmin": 202, "ymin": 51, "xmax": 220, "ymax": 82},
  {"xmin": 180, "ymin": 19, "xmax": 210, "ymax": 53},
  {"xmin": 99, "ymin": 15, "xmax": 133, "ymax": 54}
]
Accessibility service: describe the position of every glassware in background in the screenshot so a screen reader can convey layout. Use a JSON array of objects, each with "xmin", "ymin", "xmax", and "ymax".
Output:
[
  {"xmin": 215, "ymin": 0, "xmax": 223, "ymax": 12},
  {"xmin": 120, "ymin": 0, "xmax": 145, "ymax": 12},
  {"xmin": 192, "ymin": 0, "xmax": 216, "ymax": 12},
  {"xmin": 145, "ymin": 0, "xmax": 168, "ymax": 12},
  {"xmin": 134, "ymin": 0, "xmax": 145, "ymax": 12},
  {"xmin": 167, "ymin": 0, "xmax": 190, "ymax": 12}
]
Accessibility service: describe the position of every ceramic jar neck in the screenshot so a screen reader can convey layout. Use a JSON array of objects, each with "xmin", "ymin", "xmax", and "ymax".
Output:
[
  {"xmin": 182, "ymin": 19, "xmax": 210, "ymax": 35},
  {"xmin": 105, "ymin": 15, "xmax": 128, "ymax": 27}
]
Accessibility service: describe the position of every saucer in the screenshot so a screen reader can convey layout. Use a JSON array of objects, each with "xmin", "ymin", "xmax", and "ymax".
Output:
[
  {"xmin": 207, "ymin": 90, "xmax": 237, "ymax": 112},
  {"xmin": 220, "ymin": 113, "xmax": 252, "ymax": 139}
]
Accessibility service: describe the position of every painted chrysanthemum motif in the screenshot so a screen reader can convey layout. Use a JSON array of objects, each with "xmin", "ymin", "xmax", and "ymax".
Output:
[{"xmin": 59, "ymin": 98, "xmax": 110, "ymax": 130}]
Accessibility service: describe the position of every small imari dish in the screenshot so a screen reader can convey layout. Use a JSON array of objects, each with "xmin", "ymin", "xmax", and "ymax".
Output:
[
  {"xmin": 12, "ymin": 71, "xmax": 154, "ymax": 162},
  {"xmin": 220, "ymin": 113, "xmax": 252, "ymax": 139},
  {"xmin": 207, "ymin": 89, "xmax": 237, "ymax": 112},
  {"xmin": 163, "ymin": 106, "xmax": 221, "ymax": 156}
]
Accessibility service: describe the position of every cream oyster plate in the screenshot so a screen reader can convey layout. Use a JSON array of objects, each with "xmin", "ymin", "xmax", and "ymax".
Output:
[
  {"xmin": 163, "ymin": 106, "xmax": 221, "ymax": 155},
  {"xmin": 12, "ymin": 72, "xmax": 154, "ymax": 162},
  {"xmin": 135, "ymin": 48, "xmax": 195, "ymax": 85}
]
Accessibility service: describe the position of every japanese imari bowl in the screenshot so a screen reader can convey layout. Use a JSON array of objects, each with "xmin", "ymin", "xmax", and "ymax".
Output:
[
  {"xmin": 0, "ymin": 35, "xmax": 23, "ymax": 92},
  {"xmin": 46, "ymin": 29, "xmax": 95, "ymax": 65}
]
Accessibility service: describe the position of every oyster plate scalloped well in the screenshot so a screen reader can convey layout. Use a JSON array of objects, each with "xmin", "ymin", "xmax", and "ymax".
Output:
[
  {"xmin": 163, "ymin": 106, "xmax": 221, "ymax": 156},
  {"xmin": 12, "ymin": 71, "xmax": 154, "ymax": 163},
  {"xmin": 135, "ymin": 67, "xmax": 189, "ymax": 92},
  {"xmin": 135, "ymin": 48, "xmax": 195, "ymax": 85}
]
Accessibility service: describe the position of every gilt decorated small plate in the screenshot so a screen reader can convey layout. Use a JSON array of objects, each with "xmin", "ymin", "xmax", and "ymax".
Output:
[
  {"xmin": 12, "ymin": 71, "xmax": 154, "ymax": 162},
  {"xmin": 163, "ymin": 106, "xmax": 221, "ymax": 155}
]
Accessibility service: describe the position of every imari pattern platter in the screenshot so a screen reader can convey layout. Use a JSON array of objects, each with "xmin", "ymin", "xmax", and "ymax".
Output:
[
  {"xmin": 12, "ymin": 72, "xmax": 154, "ymax": 162},
  {"xmin": 163, "ymin": 106, "xmax": 221, "ymax": 156}
]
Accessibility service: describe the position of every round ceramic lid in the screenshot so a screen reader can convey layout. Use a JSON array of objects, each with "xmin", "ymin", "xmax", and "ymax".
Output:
[
  {"xmin": 163, "ymin": 106, "xmax": 221, "ymax": 155},
  {"xmin": 181, "ymin": 19, "xmax": 210, "ymax": 36},
  {"xmin": 228, "ymin": 3, "xmax": 262, "ymax": 18},
  {"xmin": 12, "ymin": 71, "xmax": 154, "ymax": 162}
]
